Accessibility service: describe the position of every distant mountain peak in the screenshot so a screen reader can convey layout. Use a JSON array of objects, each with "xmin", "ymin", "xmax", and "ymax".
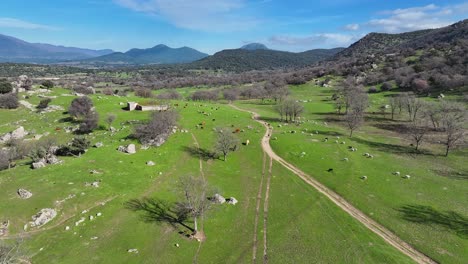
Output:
[
  {"xmin": 241, "ymin": 43, "xmax": 269, "ymax": 50},
  {"xmin": 152, "ymin": 44, "xmax": 169, "ymax": 49}
]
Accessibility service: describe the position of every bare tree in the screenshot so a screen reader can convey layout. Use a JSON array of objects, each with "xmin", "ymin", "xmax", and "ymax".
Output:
[
  {"xmin": 78, "ymin": 110, "xmax": 99, "ymax": 133},
  {"xmin": 134, "ymin": 110, "xmax": 178, "ymax": 145},
  {"xmin": 408, "ymin": 118, "xmax": 429, "ymax": 151},
  {"xmin": 175, "ymin": 175, "xmax": 213, "ymax": 235},
  {"xmin": 423, "ymin": 101, "xmax": 442, "ymax": 129},
  {"xmin": 105, "ymin": 113, "xmax": 116, "ymax": 131},
  {"xmin": 388, "ymin": 96, "xmax": 399, "ymax": 120},
  {"xmin": 345, "ymin": 109, "xmax": 364, "ymax": 137},
  {"xmin": 401, "ymin": 93, "xmax": 424, "ymax": 121},
  {"xmin": 440, "ymin": 102, "xmax": 466, "ymax": 157},
  {"xmin": 214, "ymin": 128, "xmax": 239, "ymax": 161},
  {"xmin": 275, "ymin": 99, "xmax": 304, "ymax": 122}
]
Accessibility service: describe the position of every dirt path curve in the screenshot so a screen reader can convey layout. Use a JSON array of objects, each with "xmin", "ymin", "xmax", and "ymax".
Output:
[
  {"xmin": 0, "ymin": 196, "xmax": 118, "ymax": 240},
  {"xmin": 229, "ymin": 104, "xmax": 437, "ymax": 264}
]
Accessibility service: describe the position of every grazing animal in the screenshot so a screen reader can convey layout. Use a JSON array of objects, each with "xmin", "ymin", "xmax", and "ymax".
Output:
[
  {"xmin": 341, "ymin": 141, "xmax": 346, "ymax": 144},
  {"xmin": 245, "ymin": 140, "xmax": 250, "ymax": 146},
  {"xmin": 343, "ymin": 158, "xmax": 349, "ymax": 161},
  {"xmin": 327, "ymin": 168, "xmax": 334, "ymax": 172},
  {"xmin": 361, "ymin": 176, "xmax": 367, "ymax": 180},
  {"xmin": 335, "ymin": 140, "xmax": 339, "ymax": 143},
  {"xmin": 393, "ymin": 171, "xmax": 401, "ymax": 176},
  {"xmin": 403, "ymin": 175, "xmax": 411, "ymax": 179}
]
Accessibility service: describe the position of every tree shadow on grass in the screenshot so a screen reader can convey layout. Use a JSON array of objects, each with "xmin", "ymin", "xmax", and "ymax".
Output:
[
  {"xmin": 432, "ymin": 169, "xmax": 468, "ymax": 180},
  {"xmin": 351, "ymin": 137, "xmax": 434, "ymax": 156},
  {"xmin": 125, "ymin": 198, "xmax": 194, "ymax": 235},
  {"xmin": 182, "ymin": 146, "xmax": 217, "ymax": 161},
  {"xmin": 397, "ymin": 205, "xmax": 468, "ymax": 238}
]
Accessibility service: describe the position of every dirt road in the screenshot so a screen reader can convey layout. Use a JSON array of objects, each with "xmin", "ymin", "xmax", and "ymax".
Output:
[{"xmin": 230, "ymin": 104, "xmax": 437, "ymax": 264}]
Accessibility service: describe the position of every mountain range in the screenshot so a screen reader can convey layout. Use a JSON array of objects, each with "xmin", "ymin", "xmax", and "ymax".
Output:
[
  {"xmin": 0, "ymin": 34, "xmax": 113, "ymax": 63},
  {"xmin": 81, "ymin": 44, "xmax": 209, "ymax": 65}
]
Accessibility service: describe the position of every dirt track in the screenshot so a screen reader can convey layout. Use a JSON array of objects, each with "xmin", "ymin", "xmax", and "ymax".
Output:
[{"xmin": 230, "ymin": 104, "xmax": 437, "ymax": 264}]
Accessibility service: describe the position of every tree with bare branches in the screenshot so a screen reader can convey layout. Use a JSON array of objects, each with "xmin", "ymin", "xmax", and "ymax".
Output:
[{"xmin": 440, "ymin": 102, "xmax": 466, "ymax": 157}]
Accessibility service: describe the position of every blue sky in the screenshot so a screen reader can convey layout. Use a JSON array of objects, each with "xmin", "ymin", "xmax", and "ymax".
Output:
[{"xmin": 0, "ymin": 0, "xmax": 467, "ymax": 54}]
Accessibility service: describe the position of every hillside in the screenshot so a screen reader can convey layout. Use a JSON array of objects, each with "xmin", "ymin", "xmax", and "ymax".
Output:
[
  {"xmin": 0, "ymin": 34, "xmax": 113, "ymax": 63},
  {"xmin": 191, "ymin": 47, "xmax": 344, "ymax": 72},
  {"xmin": 81, "ymin": 44, "xmax": 208, "ymax": 65},
  {"xmin": 240, "ymin": 43, "xmax": 269, "ymax": 50}
]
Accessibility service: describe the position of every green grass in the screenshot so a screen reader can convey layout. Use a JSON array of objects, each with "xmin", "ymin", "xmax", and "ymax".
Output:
[
  {"xmin": 235, "ymin": 82, "xmax": 468, "ymax": 264},
  {"xmin": 0, "ymin": 86, "xmax": 419, "ymax": 263}
]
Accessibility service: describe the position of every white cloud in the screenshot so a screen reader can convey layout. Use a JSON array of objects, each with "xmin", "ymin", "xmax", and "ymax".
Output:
[
  {"xmin": 114, "ymin": 0, "xmax": 259, "ymax": 32},
  {"xmin": 268, "ymin": 33, "xmax": 357, "ymax": 49},
  {"xmin": 344, "ymin": 23, "xmax": 359, "ymax": 31},
  {"xmin": 0, "ymin": 18, "xmax": 59, "ymax": 30},
  {"xmin": 363, "ymin": 4, "xmax": 461, "ymax": 33}
]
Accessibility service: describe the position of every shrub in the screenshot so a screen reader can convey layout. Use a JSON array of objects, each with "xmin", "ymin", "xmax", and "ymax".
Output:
[
  {"xmin": 0, "ymin": 93, "xmax": 19, "ymax": 109},
  {"xmin": 368, "ymin": 87, "xmax": 378, "ymax": 93},
  {"xmin": 102, "ymin": 88, "xmax": 114, "ymax": 95},
  {"xmin": 69, "ymin": 96, "xmax": 93, "ymax": 119},
  {"xmin": 73, "ymin": 85, "xmax": 94, "ymax": 95},
  {"xmin": 0, "ymin": 150, "xmax": 10, "ymax": 170},
  {"xmin": 0, "ymin": 79, "xmax": 13, "ymax": 94},
  {"xmin": 57, "ymin": 136, "xmax": 90, "ymax": 156},
  {"xmin": 381, "ymin": 82, "xmax": 393, "ymax": 91},
  {"xmin": 156, "ymin": 90, "xmax": 182, "ymax": 100},
  {"xmin": 37, "ymin": 98, "xmax": 52, "ymax": 109},
  {"xmin": 78, "ymin": 111, "xmax": 99, "ymax": 133},
  {"xmin": 135, "ymin": 88, "xmax": 153, "ymax": 98},
  {"xmin": 41, "ymin": 80, "xmax": 54, "ymax": 89}
]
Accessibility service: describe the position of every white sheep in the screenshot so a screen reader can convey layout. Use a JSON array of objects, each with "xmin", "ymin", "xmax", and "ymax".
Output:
[
  {"xmin": 368, "ymin": 154, "xmax": 374, "ymax": 158},
  {"xmin": 343, "ymin": 158, "xmax": 349, "ymax": 161},
  {"xmin": 245, "ymin": 140, "xmax": 250, "ymax": 146},
  {"xmin": 361, "ymin": 176, "xmax": 368, "ymax": 180},
  {"xmin": 341, "ymin": 141, "xmax": 346, "ymax": 144},
  {"xmin": 393, "ymin": 171, "xmax": 400, "ymax": 176},
  {"xmin": 364, "ymin": 153, "xmax": 370, "ymax": 157},
  {"xmin": 403, "ymin": 175, "xmax": 411, "ymax": 179},
  {"xmin": 335, "ymin": 140, "xmax": 339, "ymax": 143}
]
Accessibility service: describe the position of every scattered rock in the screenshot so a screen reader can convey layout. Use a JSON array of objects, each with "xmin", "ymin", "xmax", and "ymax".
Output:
[
  {"xmin": 226, "ymin": 197, "xmax": 238, "ymax": 205},
  {"xmin": 17, "ymin": 188, "xmax": 33, "ymax": 199},
  {"xmin": 127, "ymin": 249, "xmax": 139, "ymax": 254},
  {"xmin": 118, "ymin": 144, "xmax": 136, "ymax": 154},
  {"xmin": 94, "ymin": 142, "xmax": 104, "ymax": 148},
  {"xmin": 32, "ymin": 161, "xmax": 46, "ymax": 169},
  {"xmin": 30, "ymin": 208, "xmax": 57, "ymax": 227},
  {"xmin": 0, "ymin": 126, "xmax": 28, "ymax": 143},
  {"xmin": 211, "ymin": 193, "xmax": 225, "ymax": 204}
]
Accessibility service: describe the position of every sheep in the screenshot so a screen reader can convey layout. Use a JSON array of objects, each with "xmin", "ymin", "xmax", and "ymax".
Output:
[
  {"xmin": 393, "ymin": 171, "xmax": 401, "ymax": 176},
  {"xmin": 335, "ymin": 140, "xmax": 339, "ymax": 143},
  {"xmin": 360, "ymin": 176, "xmax": 368, "ymax": 180},
  {"xmin": 364, "ymin": 153, "xmax": 370, "ymax": 157},
  {"xmin": 336, "ymin": 136, "xmax": 340, "ymax": 139},
  {"xmin": 349, "ymin": 147, "xmax": 357, "ymax": 152},
  {"xmin": 368, "ymin": 154, "xmax": 374, "ymax": 158},
  {"xmin": 341, "ymin": 141, "xmax": 346, "ymax": 144},
  {"xmin": 403, "ymin": 175, "xmax": 411, "ymax": 179},
  {"xmin": 343, "ymin": 158, "xmax": 349, "ymax": 161},
  {"xmin": 245, "ymin": 140, "xmax": 250, "ymax": 146}
]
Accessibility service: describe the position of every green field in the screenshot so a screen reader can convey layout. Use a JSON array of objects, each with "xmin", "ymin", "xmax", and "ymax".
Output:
[
  {"xmin": 0, "ymin": 83, "xmax": 465, "ymax": 263},
  {"xmin": 235, "ymin": 82, "xmax": 468, "ymax": 264}
]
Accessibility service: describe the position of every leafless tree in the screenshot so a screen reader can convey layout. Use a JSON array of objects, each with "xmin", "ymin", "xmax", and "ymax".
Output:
[
  {"xmin": 105, "ymin": 113, "xmax": 116, "ymax": 131},
  {"xmin": 345, "ymin": 109, "xmax": 364, "ymax": 137},
  {"xmin": 401, "ymin": 93, "xmax": 424, "ymax": 121},
  {"xmin": 214, "ymin": 128, "xmax": 239, "ymax": 161},
  {"xmin": 275, "ymin": 98, "xmax": 304, "ymax": 122},
  {"xmin": 440, "ymin": 102, "xmax": 466, "ymax": 157},
  {"xmin": 134, "ymin": 110, "xmax": 178, "ymax": 145},
  {"xmin": 175, "ymin": 175, "xmax": 213, "ymax": 235},
  {"xmin": 408, "ymin": 118, "xmax": 429, "ymax": 151},
  {"xmin": 78, "ymin": 110, "xmax": 99, "ymax": 134},
  {"xmin": 388, "ymin": 96, "xmax": 399, "ymax": 120},
  {"xmin": 422, "ymin": 101, "xmax": 442, "ymax": 129}
]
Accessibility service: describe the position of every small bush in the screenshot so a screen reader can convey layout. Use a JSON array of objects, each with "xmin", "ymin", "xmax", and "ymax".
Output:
[
  {"xmin": 73, "ymin": 85, "xmax": 94, "ymax": 95},
  {"xmin": 368, "ymin": 87, "xmax": 378, "ymax": 93},
  {"xmin": 37, "ymin": 98, "xmax": 52, "ymax": 109},
  {"xmin": 41, "ymin": 80, "xmax": 54, "ymax": 89},
  {"xmin": 381, "ymin": 82, "xmax": 393, "ymax": 91},
  {"xmin": 57, "ymin": 136, "xmax": 90, "ymax": 156},
  {"xmin": 102, "ymin": 88, "xmax": 114, "ymax": 95},
  {"xmin": 135, "ymin": 88, "xmax": 153, "ymax": 98},
  {"xmin": 78, "ymin": 111, "xmax": 99, "ymax": 133},
  {"xmin": 0, "ymin": 93, "xmax": 19, "ymax": 109},
  {"xmin": 156, "ymin": 90, "xmax": 182, "ymax": 100},
  {"xmin": 0, "ymin": 150, "xmax": 10, "ymax": 170},
  {"xmin": 69, "ymin": 96, "xmax": 93, "ymax": 119},
  {"xmin": 0, "ymin": 79, "xmax": 13, "ymax": 94}
]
